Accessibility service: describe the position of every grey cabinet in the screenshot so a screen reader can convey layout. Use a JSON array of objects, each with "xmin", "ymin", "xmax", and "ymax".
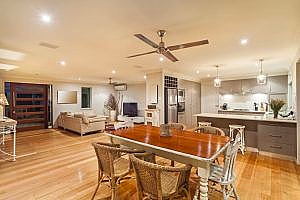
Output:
[
  {"xmin": 219, "ymin": 80, "xmax": 242, "ymax": 94},
  {"xmin": 241, "ymin": 78, "xmax": 270, "ymax": 94},
  {"xmin": 269, "ymin": 75, "xmax": 288, "ymax": 94},
  {"xmin": 257, "ymin": 123, "xmax": 296, "ymax": 156}
]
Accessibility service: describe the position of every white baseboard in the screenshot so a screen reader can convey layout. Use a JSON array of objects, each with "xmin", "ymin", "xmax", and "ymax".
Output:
[
  {"xmin": 246, "ymin": 147, "xmax": 259, "ymax": 152},
  {"xmin": 259, "ymin": 151, "xmax": 296, "ymax": 162},
  {"xmin": 245, "ymin": 147, "xmax": 297, "ymax": 163}
]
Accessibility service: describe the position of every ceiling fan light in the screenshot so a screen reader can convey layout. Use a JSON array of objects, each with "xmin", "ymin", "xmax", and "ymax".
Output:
[
  {"xmin": 214, "ymin": 78, "xmax": 221, "ymax": 88},
  {"xmin": 257, "ymin": 74, "xmax": 266, "ymax": 85}
]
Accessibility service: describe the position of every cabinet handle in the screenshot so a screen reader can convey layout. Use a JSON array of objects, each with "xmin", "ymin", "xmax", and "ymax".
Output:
[
  {"xmin": 270, "ymin": 145, "xmax": 282, "ymax": 149},
  {"xmin": 268, "ymin": 134, "xmax": 282, "ymax": 138}
]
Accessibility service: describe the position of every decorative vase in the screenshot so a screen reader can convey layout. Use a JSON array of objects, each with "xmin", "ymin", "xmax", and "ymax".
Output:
[
  {"xmin": 110, "ymin": 110, "xmax": 117, "ymax": 122},
  {"xmin": 273, "ymin": 110, "xmax": 279, "ymax": 119}
]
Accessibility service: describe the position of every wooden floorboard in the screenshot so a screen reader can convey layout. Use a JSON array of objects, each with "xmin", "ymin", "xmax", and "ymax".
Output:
[{"xmin": 0, "ymin": 129, "xmax": 299, "ymax": 200}]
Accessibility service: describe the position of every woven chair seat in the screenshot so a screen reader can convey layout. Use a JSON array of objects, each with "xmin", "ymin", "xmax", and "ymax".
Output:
[
  {"xmin": 161, "ymin": 171, "xmax": 178, "ymax": 197},
  {"xmin": 113, "ymin": 157, "xmax": 131, "ymax": 177}
]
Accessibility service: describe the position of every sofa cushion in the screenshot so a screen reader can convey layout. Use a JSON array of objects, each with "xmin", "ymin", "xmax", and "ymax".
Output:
[
  {"xmin": 86, "ymin": 114, "xmax": 97, "ymax": 118},
  {"xmin": 89, "ymin": 116, "xmax": 106, "ymax": 123},
  {"xmin": 74, "ymin": 113, "xmax": 84, "ymax": 118},
  {"xmin": 82, "ymin": 116, "xmax": 89, "ymax": 124}
]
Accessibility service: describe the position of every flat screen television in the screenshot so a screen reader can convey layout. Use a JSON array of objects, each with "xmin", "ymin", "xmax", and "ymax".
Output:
[{"xmin": 123, "ymin": 102, "xmax": 138, "ymax": 117}]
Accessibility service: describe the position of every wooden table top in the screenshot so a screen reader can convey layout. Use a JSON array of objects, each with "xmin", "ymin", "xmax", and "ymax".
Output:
[{"xmin": 111, "ymin": 125, "xmax": 231, "ymax": 160}]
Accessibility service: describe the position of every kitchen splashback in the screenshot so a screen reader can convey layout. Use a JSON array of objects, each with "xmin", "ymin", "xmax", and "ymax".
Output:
[{"xmin": 219, "ymin": 93, "xmax": 268, "ymax": 110}]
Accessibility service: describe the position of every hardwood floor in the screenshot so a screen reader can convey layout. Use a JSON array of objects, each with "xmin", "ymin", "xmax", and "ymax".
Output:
[{"xmin": 0, "ymin": 129, "xmax": 299, "ymax": 200}]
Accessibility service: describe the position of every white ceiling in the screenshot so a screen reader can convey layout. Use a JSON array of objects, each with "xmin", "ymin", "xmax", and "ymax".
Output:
[{"xmin": 0, "ymin": 0, "xmax": 300, "ymax": 83}]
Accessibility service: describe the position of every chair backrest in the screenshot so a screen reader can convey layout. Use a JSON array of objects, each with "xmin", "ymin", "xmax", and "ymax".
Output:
[
  {"xmin": 222, "ymin": 132, "xmax": 241, "ymax": 182},
  {"xmin": 168, "ymin": 123, "xmax": 186, "ymax": 131},
  {"xmin": 193, "ymin": 126, "xmax": 225, "ymax": 136},
  {"xmin": 92, "ymin": 142, "xmax": 122, "ymax": 177},
  {"xmin": 130, "ymin": 153, "xmax": 191, "ymax": 199}
]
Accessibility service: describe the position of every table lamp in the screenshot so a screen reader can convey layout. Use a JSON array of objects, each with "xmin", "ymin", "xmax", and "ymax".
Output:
[{"xmin": 0, "ymin": 94, "xmax": 9, "ymax": 120}]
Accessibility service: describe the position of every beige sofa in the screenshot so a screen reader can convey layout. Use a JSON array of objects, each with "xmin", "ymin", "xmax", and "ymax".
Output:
[{"xmin": 58, "ymin": 112, "xmax": 106, "ymax": 136}]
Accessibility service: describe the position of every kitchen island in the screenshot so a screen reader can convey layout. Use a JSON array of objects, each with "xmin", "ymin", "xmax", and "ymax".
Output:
[{"xmin": 194, "ymin": 113, "xmax": 297, "ymax": 160}]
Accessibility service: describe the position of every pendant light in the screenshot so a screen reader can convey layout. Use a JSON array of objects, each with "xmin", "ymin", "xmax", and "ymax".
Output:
[
  {"xmin": 214, "ymin": 65, "xmax": 221, "ymax": 88},
  {"xmin": 257, "ymin": 59, "xmax": 267, "ymax": 85}
]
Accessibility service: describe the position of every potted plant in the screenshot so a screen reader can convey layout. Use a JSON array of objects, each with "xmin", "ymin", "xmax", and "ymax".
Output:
[
  {"xmin": 270, "ymin": 99, "xmax": 285, "ymax": 119},
  {"xmin": 104, "ymin": 94, "xmax": 119, "ymax": 122}
]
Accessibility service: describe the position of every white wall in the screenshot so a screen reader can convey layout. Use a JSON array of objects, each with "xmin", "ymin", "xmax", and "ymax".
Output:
[
  {"xmin": 52, "ymin": 82, "xmax": 114, "ymax": 121},
  {"xmin": 146, "ymin": 72, "xmax": 164, "ymax": 124},
  {"xmin": 201, "ymin": 79, "xmax": 219, "ymax": 113},
  {"xmin": 119, "ymin": 83, "xmax": 146, "ymax": 116},
  {"xmin": 296, "ymin": 61, "xmax": 300, "ymax": 164},
  {"xmin": 178, "ymin": 79, "xmax": 201, "ymax": 128}
]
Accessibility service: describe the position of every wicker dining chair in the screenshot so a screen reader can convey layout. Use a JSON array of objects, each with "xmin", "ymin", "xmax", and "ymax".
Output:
[
  {"xmin": 168, "ymin": 123, "xmax": 186, "ymax": 131},
  {"xmin": 130, "ymin": 152, "xmax": 192, "ymax": 200},
  {"xmin": 208, "ymin": 132, "xmax": 241, "ymax": 200},
  {"xmin": 167, "ymin": 123, "xmax": 186, "ymax": 166},
  {"xmin": 192, "ymin": 126, "xmax": 225, "ymax": 136},
  {"xmin": 91, "ymin": 142, "xmax": 146, "ymax": 200}
]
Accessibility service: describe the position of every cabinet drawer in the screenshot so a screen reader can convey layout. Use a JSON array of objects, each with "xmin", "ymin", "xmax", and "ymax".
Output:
[
  {"xmin": 259, "ymin": 142, "xmax": 296, "ymax": 156},
  {"xmin": 258, "ymin": 124, "xmax": 296, "ymax": 145}
]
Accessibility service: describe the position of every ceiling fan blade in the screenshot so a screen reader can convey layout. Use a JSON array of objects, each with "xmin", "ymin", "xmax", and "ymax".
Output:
[
  {"xmin": 162, "ymin": 51, "xmax": 179, "ymax": 62},
  {"xmin": 134, "ymin": 34, "xmax": 159, "ymax": 48},
  {"xmin": 167, "ymin": 39, "xmax": 209, "ymax": 51},
  {"xmin": 127, "ymin": 51, "xmax": 157, "ymax": 58}
]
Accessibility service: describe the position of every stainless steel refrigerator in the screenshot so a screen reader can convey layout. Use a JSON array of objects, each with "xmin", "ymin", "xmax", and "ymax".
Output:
[{"xmin": 165, "ymin": 88, "xmax": 178, "ymax": 123}]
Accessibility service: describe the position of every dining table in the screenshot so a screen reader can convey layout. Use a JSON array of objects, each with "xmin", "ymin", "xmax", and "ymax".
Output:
[{"xmin": 106, "ymin": 124, "xmax": 231, "ymax": 200}]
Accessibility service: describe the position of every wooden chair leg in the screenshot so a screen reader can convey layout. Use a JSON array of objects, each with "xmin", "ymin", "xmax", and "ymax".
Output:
[
  {"xmin": 231, "ymin": 184, "xmax": 239, "ymax": 200},
  {"xmin": 170, "ymin": 160, "xmax": 175, "ymax": 167},
  {"xmin": 91, "ymin": 175, "xmax": 104, "ymax": 200}
]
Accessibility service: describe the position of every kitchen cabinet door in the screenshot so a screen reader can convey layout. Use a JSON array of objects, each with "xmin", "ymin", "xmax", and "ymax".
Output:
[
  {"xmin": 269, "ymin": 75, "xmax": 288, "ymax": 94},
  {"xmin": 219, "ymin": 80, "xmax": 242, "ymax": 94},
  {"xmin": 241, "ymin": 78, "xmax": 256, "ymax": 93},
  {"xmin": 242, "ymin": 78, "xmax": 270, "ymax": 94}
]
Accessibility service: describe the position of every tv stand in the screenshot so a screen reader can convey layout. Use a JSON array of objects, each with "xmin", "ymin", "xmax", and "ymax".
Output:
[{"xmin": 117, "ymin": 115, "xmax": 145, "ymax": 124}]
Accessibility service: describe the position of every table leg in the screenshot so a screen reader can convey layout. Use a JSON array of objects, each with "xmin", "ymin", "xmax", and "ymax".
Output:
[
  {"xmin": 13, "ymin": 125, "xmax": 16, "ymax": 161},
  {"xmin": 194, "ymin": 163, "xmax": 210, "ymax": 200}
]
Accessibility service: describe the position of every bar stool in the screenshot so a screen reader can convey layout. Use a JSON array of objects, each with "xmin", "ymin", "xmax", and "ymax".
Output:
[
  {"xmin": 229, "ymin": 124, "xmax": 246, "ymax": 154},
  {"xmin": 198, "ymin": 121, "xmax": 212, "ymax": 127}
]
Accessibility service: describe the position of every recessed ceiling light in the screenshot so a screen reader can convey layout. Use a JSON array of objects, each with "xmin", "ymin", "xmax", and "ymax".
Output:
[
  {"xmin": 59, "ymin": 60, "xmax": 66, "ymax": 66},
  {"xmin": 196, "ymin": 70, "xmax": 200, "ymax": 74},
  {"xmin": 112, "ymin": 70, "xmax": 116, "ymax": 74},
  {"xmin": 0, "ymin": 49, "xmax": 25, "ymax": 61},
  {"xmin": 159, "ymin": 56, "xmax": 164, "ymax": 62},
  {"xmin": 207, "ymin": 74, "xmax": 210, "ymax": 77},
  {"xmin": 78, "ymin": 77, "xmax": 81, "ymax": 80},
  {"xmin": 240, "ymin": 38, "xmax": 248, "ymax": 45},
  {"xmin": 40, "ymin": 13, "xmax": 52, "ymax": 23},
  {"xmin": 0, "ymin": 63, "xmax": 19, "ymax": 71},
  {"xmin": 143, "ymin": 75, "xmax": 147, "ymax": 80}
]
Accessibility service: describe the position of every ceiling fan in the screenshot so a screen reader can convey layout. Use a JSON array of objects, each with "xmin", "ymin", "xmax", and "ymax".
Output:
[
  {"xmin": 108, "ymin": 77, "xmax": 118, "ymax": 85},
  {"xmin": 127, "ymin": 30, "xmax": 209, "ymax": 62}
]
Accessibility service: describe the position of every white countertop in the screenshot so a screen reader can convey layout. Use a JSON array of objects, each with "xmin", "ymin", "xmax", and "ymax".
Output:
[{"xmin": 193, "ymin": 113, "xmax": 297, "ymax": 123}]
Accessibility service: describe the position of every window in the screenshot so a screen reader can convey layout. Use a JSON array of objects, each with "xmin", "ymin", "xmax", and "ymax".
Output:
[{"xmin": 81, "ymin": 87, "xmax": 92, "ymax": 108}]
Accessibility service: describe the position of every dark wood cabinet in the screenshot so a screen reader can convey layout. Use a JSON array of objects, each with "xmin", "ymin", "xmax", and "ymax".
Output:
[{"xmin": 5, "ymin": 82, "xmax": 50, "ymax": 131}]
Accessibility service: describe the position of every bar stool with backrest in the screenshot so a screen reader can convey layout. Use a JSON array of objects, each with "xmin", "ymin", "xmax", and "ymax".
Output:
[
  {"xmin": 206, "ymin": 132, "xmax": 242, "ymax": 200},
  {"xmin": 130, "ymin": 152, "xmax": 192, "ymax": 200},
  {"xmin": 198, "ymin": 121, "xmax": 212, "ymax": 127},
  {"xmin": 91, "ymin": 142, "xmax": 146, "ymax": 200},
  {"xmin": 192, "ymin": 126, "xmax": 225, "ymax": 136},
  {"xmin": 229, "ymin": 124, "xmax": 245, "ymax": 154}
]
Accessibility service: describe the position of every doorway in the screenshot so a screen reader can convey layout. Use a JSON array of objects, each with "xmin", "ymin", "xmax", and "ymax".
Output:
[{"xmin": 5, "ymin": 82, "xmax": 51, "ymax": 131}]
